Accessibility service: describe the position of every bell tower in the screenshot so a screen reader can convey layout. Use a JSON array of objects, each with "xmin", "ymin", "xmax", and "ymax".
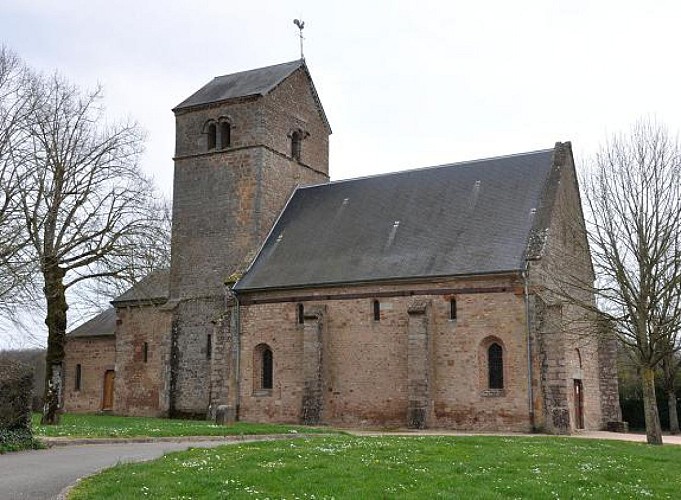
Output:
[{"xmin": 168, "ymin": 60, "xmax": 331, "ymax": 416}]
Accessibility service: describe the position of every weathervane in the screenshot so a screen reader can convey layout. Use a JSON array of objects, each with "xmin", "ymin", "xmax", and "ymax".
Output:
[{"xmin": 293, "ymin": 19, "xmax": 305, "ymax": 59}]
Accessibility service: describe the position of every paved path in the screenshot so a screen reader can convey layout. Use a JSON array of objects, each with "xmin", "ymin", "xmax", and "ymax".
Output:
[{"xmin": 0, "ymin": 438, "xmax": 257, "ymax": 500}]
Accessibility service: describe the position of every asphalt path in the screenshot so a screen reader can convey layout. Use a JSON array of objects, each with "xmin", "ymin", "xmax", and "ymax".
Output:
[{"xmin": 0, "ymin": 440, "xmax": 239, "ymax": 500}]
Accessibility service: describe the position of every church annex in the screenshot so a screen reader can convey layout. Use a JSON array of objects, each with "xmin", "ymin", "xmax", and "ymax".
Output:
[{"xmin": 63, "ymin": 60, "xmax": 622, "ymax": 433}]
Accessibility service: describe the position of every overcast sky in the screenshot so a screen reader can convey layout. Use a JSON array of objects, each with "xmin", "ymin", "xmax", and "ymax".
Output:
[{"xmin": 2, "ymin": 0, "xmax": 680, "ymax": 347}]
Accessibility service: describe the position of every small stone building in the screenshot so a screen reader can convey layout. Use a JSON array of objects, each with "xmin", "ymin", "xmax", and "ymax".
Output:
[
  {"xmin": 63, "ymin": 308, "xmax": 116, "ymax": 412},
  {"xmin": 63, "ymin": 60, "xmax": 621, "ymax": 433}
]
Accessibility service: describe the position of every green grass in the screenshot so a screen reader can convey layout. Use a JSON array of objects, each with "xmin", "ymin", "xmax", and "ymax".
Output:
[
  {"xmin": 69, "ymin": 435, "xmax": 681, "ymax": 499},
  {"xmin": 32, "ymin": 413, "xmax": 334, "ymax": 439}
]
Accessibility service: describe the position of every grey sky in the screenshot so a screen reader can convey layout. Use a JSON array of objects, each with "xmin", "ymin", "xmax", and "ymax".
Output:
[{"xmin": 2, "ymin": 0, "xmax": 680, "ymax": 347}]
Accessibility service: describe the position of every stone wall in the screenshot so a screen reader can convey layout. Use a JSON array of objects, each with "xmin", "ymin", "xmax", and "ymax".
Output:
[
  {"xmin": 529, "ymin": 143, "xmax": 619, "ymax": 433},
  {"xmin": 237, "ymin": 275, "xmax": 536, "ymax": 431},
  {"xmin": 63, "ymin": 336, "xmax": 115, "ymax": 412},
  {"xmin": 168, "ymin": 66, "xmax": 331, "ymax": 417},
  {"xmin": 114, "ymin": 304, "xmax": 172, "ymax": 417}
]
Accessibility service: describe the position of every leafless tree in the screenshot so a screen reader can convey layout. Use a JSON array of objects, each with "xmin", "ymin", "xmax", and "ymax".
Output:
[
  {"xmin": 13, "ymin": 72, "xmax": 165, "ymax": 424},
  {"xmin": 0, "ymin": 46, "xmax": 35, "ymax": 318},
  {"xmin": 582, "ymin": 121, "xmax": 681, "ymax": 445},
  {"xmin": 71, "ymin": 197, "xmax": 171, "ymax": 312}
]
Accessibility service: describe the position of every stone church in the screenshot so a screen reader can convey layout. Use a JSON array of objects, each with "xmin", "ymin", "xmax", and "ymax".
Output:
[{"xmin": 63, "ymin": 60, "xmax": 622, "ymax": 433}]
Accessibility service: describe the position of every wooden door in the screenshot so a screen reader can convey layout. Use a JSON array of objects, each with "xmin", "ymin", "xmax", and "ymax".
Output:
[
  {"xmin": 573, "ymin": 379, "xmax": 584, "ymax": 429},
  {"xmin": 102, "ymin": 370, "xmax": 115, "ymax": 410}
]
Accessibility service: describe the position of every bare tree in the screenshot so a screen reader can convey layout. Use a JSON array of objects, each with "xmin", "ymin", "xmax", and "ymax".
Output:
[
  {"xmin": 582, "ymin": 121, "xmax": 681, "ymax": 444},
  {"xmin": 0, "ymin": 46, "xmax": 35, "ymax": 318},
  {"xmin": 13, "ymin": 72, "xmax": 164, "ymax": 424},
  {"xmin": 71, "ymin": 197, "xmax": 171, "ymax": 312}
]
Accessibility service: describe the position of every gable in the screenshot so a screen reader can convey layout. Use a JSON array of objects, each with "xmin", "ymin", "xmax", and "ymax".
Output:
[{"xmin": 235, "ymin": 148, "xmax": 558, "ymax": 291}]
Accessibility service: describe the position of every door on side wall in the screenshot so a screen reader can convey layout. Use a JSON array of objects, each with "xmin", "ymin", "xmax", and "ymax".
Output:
[
  {"xmin": 102, "ymin": 370, "xmax": 115, "ymax": 411},
  {"xmin": 573, "ymin": 379, "xmax": 584, "ymax": 429}
]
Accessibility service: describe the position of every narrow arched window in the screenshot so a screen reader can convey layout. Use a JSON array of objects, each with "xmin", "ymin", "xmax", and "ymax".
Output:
[
  {"xmin": 291, "ymin": 130, "xmax": 302, "ymax": 160},
  {"xmin": 207, "ymin": 122, "xmax": 217, "ymax": 150},
  {"xmin": 575, "ymin": 348, "xmax": 582, "ymax": 369},
  {"xmin": 488, "ymin": 343, "xmax": 504, "ymax": 389},
  {"xmin": 373, "ymin": 300, "xmax": 380, "ymax": 321},
  {"xmin": 219, "ymin": 121, "xmax": 231, "ymax": 149},
  {"xmin": 254, "ymin": 343, "xmax": 274, "ymax": 393},
  {"xmin": 262, "ymin": 348, "xmax": 273, "ymax": 390}
]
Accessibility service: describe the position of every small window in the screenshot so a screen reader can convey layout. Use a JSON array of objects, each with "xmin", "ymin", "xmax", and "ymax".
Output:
[
  {"xmin": 143, "ymin": 342, "xmax": 149, "ymax": 363},
  {"xmin": 262, "ymin": 348, "xmax": 273, "ymax": 390},
  {"xmin": 219, "ymin": 122, "xmax": 231, "ymax": 149},
  {"xmin": 450, "ymin": 298, "xmax": 457, "ymax": 320},
  {"xmin": 207, "ymin": 334, "xmax": 212, "ymax": 360},
  {"xmin": 488, "ymin": 343, "xmax": 504, "ymax": 389},
  {"xmin": 297, "ymin": 303, "xmax": 304, "ymax": 325},
  {"xmin": 291, "ymin": 130, "xmax": 302, "ymax": 161},
  {"xmin": 207, "ymin": 123, "xmax": 217, "ymax": 150},
  {"xmin": 373, "ymin": 300, "xmax": 380, "ymax": 321},
  {"xmin": 575, "ymin": 348, "xmax": 582, "ymax": 369},
  {"xmin": 75, "ymin": 364, "xmax": 82, "ymax": 391},
  {"xmin": 254, "ymin": 343, "xmax": 273, "ymax": 393}
]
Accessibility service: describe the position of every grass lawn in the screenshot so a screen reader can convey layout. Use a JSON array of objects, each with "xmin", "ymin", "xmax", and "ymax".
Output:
[
  {"xmin": 69, "ymin": 435, "xmax": 681, "ymax": 499},
  {"xmin": 32, "ymin": 413, "xmax": 334, "ymax": 439}
]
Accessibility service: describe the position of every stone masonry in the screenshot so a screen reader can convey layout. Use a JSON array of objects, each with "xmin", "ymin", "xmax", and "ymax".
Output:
[
  {"xmin": 168, "ymin": 65, "xmax": 330, "ymax": 417},
  {"xmin": 63, "ymin": 336, "xmax": 115, "ymax": 413}
]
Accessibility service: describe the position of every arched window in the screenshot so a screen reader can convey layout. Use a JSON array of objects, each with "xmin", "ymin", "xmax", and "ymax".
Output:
[
  {"xmin": 373, "ymin": 299, "xmax": 381, "ymax": 321},
  {"xmin": 575, "ymin": 348, "xmax": 582, "ymax": 369},
  {"xmin": 219, "ymin": 121, "xmax": 231, "ymax": 149},
  {"xmin": 254, "ymin": 343, "xmax": 273, "ymax": 392},
  {"xmin": 488, "ymin": 343, "xmax": 504, "ymax": 389},
  {"xmin": 262, "ymin": 348, "xmax": 273, "ymax": 389},
  {"xmin": 291, "ymin": 130, "xmax": 302, "ymax": 160},
  {"xmin": 206, "ymin": 122, "xmax": 217, "ymax": 150}
]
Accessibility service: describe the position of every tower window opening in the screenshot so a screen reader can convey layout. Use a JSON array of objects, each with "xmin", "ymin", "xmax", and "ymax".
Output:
[
  {"xmin": 373, "ymin": 299, "xmax": 380, "ymax": 321},
  {"xmin": 206, "ymin": 123, "xmax": 217, "ymax": 150},
  {"xmin": 75, "ymin": 364, "xmax": 82, "ymax": 391},
  {"xmin": 220, "ymin": 122, "xmax": 231, "ymax": 149},
  {"xmin": 143, "ymin": 342, "xmax": 149, "ymax": 363},
  {"xmin": 291, "ymin": 130, "xmax": 302, "ymax": 161},
  {"xmin": 297, "ymin": 303, "xmax": 305, "ymax": 324}
]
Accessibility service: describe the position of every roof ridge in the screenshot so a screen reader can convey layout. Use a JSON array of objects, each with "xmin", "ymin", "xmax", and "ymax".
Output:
[
  {"xmin": 211, "ymin": 59, "xmax": 302, "ymax": 82},
  {"xmin": 299, "ymin": 147, "xmax": 556, "ymax": 191}
]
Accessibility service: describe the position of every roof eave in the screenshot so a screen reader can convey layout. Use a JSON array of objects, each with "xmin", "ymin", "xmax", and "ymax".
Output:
[{"xmin": 234, "ymin": 268, "xmax": 525, "ymax": 294}]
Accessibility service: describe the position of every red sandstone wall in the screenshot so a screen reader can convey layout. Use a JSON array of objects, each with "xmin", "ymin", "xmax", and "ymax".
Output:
[
  {"xmin": 114, "ymin": 305, "xmax": 172, "ymax": 417},
  {"xmin": 63, "ymin": 336, "xmax": 115, "ymax": 413},
  {"xmin": 238, "ymin": 276, "xmax": 536, "ymax": 431}
]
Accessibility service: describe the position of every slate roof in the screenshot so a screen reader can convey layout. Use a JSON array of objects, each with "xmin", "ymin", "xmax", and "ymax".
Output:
[
  {"xmin": 235, "ymin": 147, "xmax": 560, "ymax": 291},
  {"xmin": 111, "ymin": 269, "xmax": 169, "ymax": 305},
  {"xmin": 174, "ymin": 60, "xmax": 331, "ymax": 133},
  {"xmin": 68, "ymin": 307, "xmax": 116, "ymax": 338}
]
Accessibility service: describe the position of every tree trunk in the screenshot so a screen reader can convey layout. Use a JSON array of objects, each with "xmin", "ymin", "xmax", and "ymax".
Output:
[
  {"xmin": 668, "ymin": 388, "xmax": 680, "ymax": 435},
  {"xmin": 41, "ymin": 263, "xmax": 68, "ymax": 425},
  {"xmin": 641, "ymin": 365, "xmax": 663, "ymax": 445}
]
